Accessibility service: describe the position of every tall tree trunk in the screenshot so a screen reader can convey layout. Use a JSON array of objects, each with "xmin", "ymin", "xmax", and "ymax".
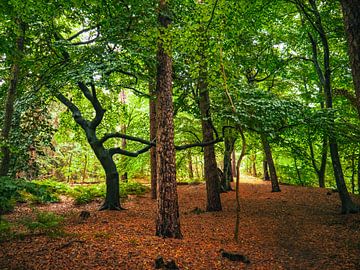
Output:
[
  {"xmin": 306, "ymin": 0, "xmax": 358, "ymax": 213},
  {"xmin": 155, "ymin": 0, "xmax": 182, "ymax": 238},
  {"xmin": 340, "ymin": 0, "xmax": 360, "ymax": 117},
  {"xmin": 263, "ymin": 159, "xmax": 270, "ymax": 181},
  {"xmin": 261, "ymin": 134, "xmax": 281, "ymax": 192},
  {"xmin": 222, "ymin": 132, "xmax": 235, "ymax": 191},
  {"xmin": 149, "ymin": 71, "xmax": 157, "ymax": 199},
  {"xmin": 197, "ymin": 34, "xmax": 221, "ymax": 211},
  {"xmin": 0, "ymin": 19, "xmax": 26, "ymax": 176}
]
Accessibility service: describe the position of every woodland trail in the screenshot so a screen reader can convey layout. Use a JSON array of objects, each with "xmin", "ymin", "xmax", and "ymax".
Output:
[{"xmin": 1, "ymin": 176, "xmax": 360, "ymax": 270}]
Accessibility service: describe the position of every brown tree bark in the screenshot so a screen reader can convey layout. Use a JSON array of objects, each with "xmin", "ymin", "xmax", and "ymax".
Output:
[
  {"xmin": 119, "ymin": 90, "xmax": 128, "ymax": 182},
  {"xmin": 261, "ymin": 134, "xmax": 281, "ymax": 192},
  {"xmin": 340, "ymin": 0, "xmax": 360, "ymax": 117},
  {"xmin": 263, "ymin": 159, "xmax": 270, "ymax": 181},
  {"xmin": 155, "ymin": 0, "xmax": 182, "ymax": 238},
  {"xmin": 0, "ymin": 19, "xmax": 26, "ymax": 176},
  {"xmin": 149, "ymin": 74, "xmax": 157, "ymax": 199},
  {"xmin": 222, "ymin": 131, "xmax": 235, "ymax": 191},
  {"xmin": 199, "ymin": 70, "xmax": 222, "ymax": 211},
  {"xmin": 231, "ymin": 150, "xmax": 236, "ymax": 180},
  {"xmin": 197, "ymin": 30, "xmax": 222, "ymax": 211},
  {"xmin": 251, "ymin": 154, "xmax": 257, "ymax": 177},
  {"xmin": 188, "ymin": 150, "xmax": 194, "ymax": 179}
]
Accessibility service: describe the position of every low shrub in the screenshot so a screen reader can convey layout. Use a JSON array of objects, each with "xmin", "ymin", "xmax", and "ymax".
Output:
[
  {"xmin": 19, "ymin": 210, "xmax": 64, "ymax": 236},
  {"xmin": 70, "ymin": 184, "xmax": 106, "ymax": 205},
  {"xmin": 120, "ymin": 181, "xmax": 149, "ymax": 196},
  {"xmin": 0, "ymin": 219, "xmax": 12, "ymax": 241}
]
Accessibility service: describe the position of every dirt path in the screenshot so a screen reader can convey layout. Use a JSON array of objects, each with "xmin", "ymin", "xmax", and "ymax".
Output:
[{"xmin": 1, "ymin": 176, "xmax": 360, "ymax": 269}]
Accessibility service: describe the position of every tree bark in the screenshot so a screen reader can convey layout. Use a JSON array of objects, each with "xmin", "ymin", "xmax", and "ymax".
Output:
[
  {"xmin": 149, "ymin": 71, "xmax": 157, "ymax": 199},
  {"xmin": 340, "ymin": 0, "xmax": 360, "ymax": 117},
  {"xmin": 309, "ymin": 135, "xmax": 327, "ymax": 188},
  {"xmin": 199, "ymin": 71, "xmax": 222, "ymax": 211},
  {"xmin": 306, "ymin": 0, "xmax": 358, "ymax": 213},
  {"xmin": 222, "ymin": 132, "xmax": 235, "ymax": 191},
  {"xmin": 197, "ymin": 31, "xmax": 221, "ymax": 211},
  {"xmin": 263, "ymin": 160, "xmax": 270, "ymax": 181},
  {"xmin": 251, "ymin": 154, "xmax": 257, "ymax": 177},
  {"xmin": 188, "ymin": 150, "xmax": 194, "ymax": 179},
  {"xmin": 155, "ymin": 0, "xmax": 182, "ymax": 238},
  {"xmin": 261, "ymin": 134, "xmax": 281, "ymax": 192},
  {"xmin": 231, "ymin": 150, "xmax": 236, "ymax": 180},
  {"xmin": 0, "ymin": 19, "xmax": 26, "ymax": 176}
]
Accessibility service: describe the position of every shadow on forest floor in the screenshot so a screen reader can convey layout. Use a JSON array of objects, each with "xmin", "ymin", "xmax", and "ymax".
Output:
[{"xmin": 1, "ymin": 176, "xmax": 360, "ymax": 269}]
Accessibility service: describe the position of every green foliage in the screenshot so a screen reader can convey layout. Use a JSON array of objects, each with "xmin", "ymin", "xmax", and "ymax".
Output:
[
  {"xmin": 19, "ymin": 210, "xmax": 64, "ymax": 236},
  {"xmin": 0, "ymin": 219, "xmax": 13, "ymax": 241},
  {"xmin": 70, "ymin": 184, "xmax": 106, "ymax": 205},
  {"xmin": 0, "ymin": 177, "xmax": 19, "ymax": 214},
  {"xmin": 120, "ymin": 181, "xmax": 149, "ymax": 196},
  {"xmin": 69, "ymin": 181, "xmax": 148, "ymax": 205}
]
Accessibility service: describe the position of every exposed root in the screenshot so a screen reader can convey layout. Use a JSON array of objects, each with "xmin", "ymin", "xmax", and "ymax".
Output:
[{"xmin": 99, "ymin": 202, "xmax": 125, "ymax": 211}]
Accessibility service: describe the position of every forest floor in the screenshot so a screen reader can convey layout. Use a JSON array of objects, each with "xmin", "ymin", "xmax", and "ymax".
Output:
[{"xmin": 1, "ymin": 176, "xmax": 360, "ymax": 270}]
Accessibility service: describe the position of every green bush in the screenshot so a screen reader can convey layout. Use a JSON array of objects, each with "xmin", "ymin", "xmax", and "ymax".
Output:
[
  {"xmin": 70, "ymin": 184, "xmax": 106, "ymax": 205},
  {"xmin": 69, "ymin": 181, "xmax": 148, "ymax": 205},
  {"xmin": 0, "ymin": 219, "xmax": 12, "ymax": 241},
  {"xmin": 0, "ymin": 177, "xmax": 21, "ymax": 214},
  {"xmin": 120, "ymin": 181, "xmax": 148, "ymax": 196},
  {"xmin": 19, "ymin": 211, "xmax": 64, "ymax": 236}
]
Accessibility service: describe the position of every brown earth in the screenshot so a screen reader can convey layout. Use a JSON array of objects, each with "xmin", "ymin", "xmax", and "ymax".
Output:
[{"xmin": 1, "ymin": 176, "xmax": 360, "ymax": 270}]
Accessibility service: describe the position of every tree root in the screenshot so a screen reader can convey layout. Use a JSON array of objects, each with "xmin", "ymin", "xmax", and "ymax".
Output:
[{"xmin": 99, "ymin": 202, "xmax": 126, "ymax": 211}]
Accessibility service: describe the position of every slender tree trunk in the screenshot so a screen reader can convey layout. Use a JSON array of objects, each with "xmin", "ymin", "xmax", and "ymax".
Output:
[
  {"xmin": 318, "ymin": 137, "xmax": 328, "ymax": 188},
  {"xmin": 251, "ymin": 153, "xmax": 257, "ymax": 177},
  {"xmin": 351, "ymin": 154, "xmax": 355, "ymax": 194},
  {"xmin": 82, "ymin": 154, "xmax": 87, "ymax": 183},
  {"xmin": 155, "ymin": 0, "xmax": 182, "ymax": 238},
  {"xmin": 0, "ymin": 20, "xmax": 26, "ymax": 176},
  {"xmin": 261, "ymin": 134, "xmax": 281, "ymax": 192},
  {"xmin": 119, "ymin": 90, "xmax": 128, "ymax": 182},
  {"xmin": 294, "ymin": 156, "xmax": 303, "ymax": 186},
  {"xmin": 263, "ymin": 159, "xmax": 270, "ymax": 181},
  {"xmin": 149, "ymin": 72, "xmax": 157, "ymax": 199},
  {"xmin": 222, "ymin": 133, "xmax": 235, "ymax": 191},
  {"xmin": 188, "ymin": 150, "xmax": 194, "ymax": 179},
  {"xmin": 309, "ymin": 135, "xmax": 327, "ymax": 188},
  {"xmin": 231, "ymin": 150, "xmax": 236, "ymax": 181},
  {"xmin": 307, "ymin": 0, "xmax": 358, "ymax": 213},
  {"xmin": 120, "ymin": 124, "xmax": 128, "ymax": 181},
  {"xmin": 198, "ymin": 36, "xmax": 221, "ymax": 212},
  {"xmin": 234, "ymin": 130, "xmax": 246, "ymax": 242}
]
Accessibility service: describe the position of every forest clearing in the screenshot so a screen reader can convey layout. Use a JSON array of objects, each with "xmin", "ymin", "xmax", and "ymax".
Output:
[
  {"xmin": 1, "ymin": 177, "xmax": 360, "ymax": 270},
  {"xmin": 1, "ymin": 0, "xmax": 360, "ymax": 269}
]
